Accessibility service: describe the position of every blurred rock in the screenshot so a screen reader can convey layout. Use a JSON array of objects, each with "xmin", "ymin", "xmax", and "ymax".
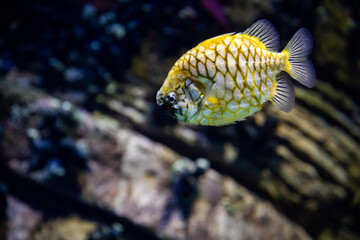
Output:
[
  {"xmin": 88, "ymin": 222, "xmax": 131, "ymax": 240},
  {"xmin": 1, "ymin": 1, "xmax": 360, "ymax": 240},
  {"xmin": 314, "ymin": 0, "xmax": 359, "ymax": 93},
  {"xmin": 31, "ymin": 216, "xmax": 97, "ymax": 240},
  {"xmin": 6, "ymin": 196, "xmax": 42, "ymax": 240},
  {"xmin": 78, "ymin": 114, "xmax": 311, "ymax": 240},
  {"xmin": 0, "ymin": 182, "xmax": 7, "ymax": 240}
]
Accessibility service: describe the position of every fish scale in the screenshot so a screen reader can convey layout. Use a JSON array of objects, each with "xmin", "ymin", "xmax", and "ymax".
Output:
[
  {"xmin": 174, "ymin": 34, "xmax": 285, "ymax": 125},
  {"xmin": 157, "ymin": 19, "xmax": 315, "ymax": 126}
]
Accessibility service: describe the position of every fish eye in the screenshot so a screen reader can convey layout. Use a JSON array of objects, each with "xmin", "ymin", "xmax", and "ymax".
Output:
[{"xmin": 166, "ymin": 92, "xmax": 177, "ymax": 104}]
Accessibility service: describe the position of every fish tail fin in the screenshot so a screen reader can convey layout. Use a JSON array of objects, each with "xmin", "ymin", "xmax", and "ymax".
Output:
[
  {"xmin": 282, "ymin": 28, "xmax": 316, "ymax": 88},
  {"xmin": 271, "ymin": 72, "xmax": 295, "ymax": 112}
]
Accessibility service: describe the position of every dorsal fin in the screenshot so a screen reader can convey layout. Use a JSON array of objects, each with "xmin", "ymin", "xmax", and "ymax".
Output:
[{"xmin": 243, "ymin": 19, "xmax": 280, "ymax": 52}]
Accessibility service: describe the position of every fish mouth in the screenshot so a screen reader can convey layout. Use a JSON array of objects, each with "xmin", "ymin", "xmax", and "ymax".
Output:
[{"xmin": 158, "ymin": 102, "xmax": 177, "ymax": 116}]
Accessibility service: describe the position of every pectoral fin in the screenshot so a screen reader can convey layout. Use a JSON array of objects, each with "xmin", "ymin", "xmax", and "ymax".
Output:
[
  {"xmin": 205, "ymin": 82, "xmax": 225, "ymax": 109},
  {"xmin": 205, "ymin": 96, "xmax": 220, "ymax": 108}
]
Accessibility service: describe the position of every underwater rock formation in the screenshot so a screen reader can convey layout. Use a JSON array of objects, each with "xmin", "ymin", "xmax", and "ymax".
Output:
[
  {"xmin": 0, "ymin": 0, "xmax": 359, "ymax": 240},
  {"xmin": 0, "ymin": 73, "xmax": 311, "ymax": 240}
]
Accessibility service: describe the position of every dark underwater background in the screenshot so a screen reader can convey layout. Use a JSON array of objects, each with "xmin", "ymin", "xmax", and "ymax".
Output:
[{"xmin": 0, "ymin": 0, "xmax": 360, "ymax": 239}]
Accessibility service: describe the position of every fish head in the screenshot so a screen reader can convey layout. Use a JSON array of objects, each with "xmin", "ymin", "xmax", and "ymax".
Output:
[{"xmin": 156, "ymin": 70, "xmax": 205, "ymax": 122}]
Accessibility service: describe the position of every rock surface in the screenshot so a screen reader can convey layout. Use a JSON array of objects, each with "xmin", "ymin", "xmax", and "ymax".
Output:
[
  {"xmin": 1, "ymin": 74, "xmax": 311, "ymax": 239},
  {"xmin": 1, "ymin": 0, "xmax": 360, "ymax": 240}
]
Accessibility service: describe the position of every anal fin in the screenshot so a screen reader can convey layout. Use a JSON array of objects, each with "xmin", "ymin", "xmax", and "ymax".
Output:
[{"xmin": 270, "ymin": 72, "xmax": 295, "ymax": 112}]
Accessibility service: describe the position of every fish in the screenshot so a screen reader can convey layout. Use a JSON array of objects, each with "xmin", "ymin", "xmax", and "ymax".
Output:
[{"xmin": 156, "ymin": 19, "xmax": 315, "ymax": 126}]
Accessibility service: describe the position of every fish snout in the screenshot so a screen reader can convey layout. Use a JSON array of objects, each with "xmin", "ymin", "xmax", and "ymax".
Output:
[{"xmin": 157, "ymin": 91, "xmax": 178, "ymax": 116}]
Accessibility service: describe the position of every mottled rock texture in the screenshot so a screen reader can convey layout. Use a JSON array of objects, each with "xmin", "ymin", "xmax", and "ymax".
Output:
[{"xmin": 1, "ymin": 0, "xmax": 360, "ymax": 240}]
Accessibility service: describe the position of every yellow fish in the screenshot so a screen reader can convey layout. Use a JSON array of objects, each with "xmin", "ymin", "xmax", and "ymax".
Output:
[{"xmin": 156, "ymin": 19, "xmax": 315, "ymax": 126}]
